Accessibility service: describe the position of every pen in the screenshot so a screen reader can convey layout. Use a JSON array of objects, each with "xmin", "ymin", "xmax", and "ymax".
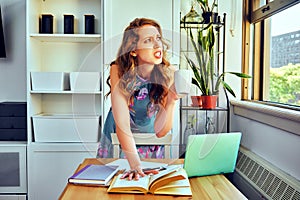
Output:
[{"xmin": 142, "ymin": 166, "xmax": 167, "ymax": 172}]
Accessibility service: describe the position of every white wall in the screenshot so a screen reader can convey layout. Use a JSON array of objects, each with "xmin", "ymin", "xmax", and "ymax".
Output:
[
  {"xmin": 0, "ymin": 0, "xmax": 26, "ymax": 102},
  {"xmin": 1, "ymin": 0, "xmax": 299, "ymax": 183},
  {"xmin": 217, "ymin": 0, "xmax": 300, "ymax": 181},
  {"xmin": 218, "ymin": 0, "xmax": 244, "ymax": 99},
  {"xmin": 231, "ymin": 112, "xmax": 300, "ymax": 181}
]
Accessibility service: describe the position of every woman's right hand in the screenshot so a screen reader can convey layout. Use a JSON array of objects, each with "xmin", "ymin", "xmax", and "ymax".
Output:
[{"xmin": 121, "ymin": 168, "xmax": 159, "ymax": 180}]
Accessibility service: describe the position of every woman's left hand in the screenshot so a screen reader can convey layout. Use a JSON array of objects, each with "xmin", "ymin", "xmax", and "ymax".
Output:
[{"xmin": 168, "ymin": 83, "xmax": 183, "ymax": 101}]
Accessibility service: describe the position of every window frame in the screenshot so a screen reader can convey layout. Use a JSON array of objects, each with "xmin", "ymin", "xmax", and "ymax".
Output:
[{"xmin": 242, "ymin": 0, "xmax": 300, "ymax": 110}]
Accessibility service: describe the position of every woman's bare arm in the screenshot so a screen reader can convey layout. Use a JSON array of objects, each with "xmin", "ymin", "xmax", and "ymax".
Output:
[
  {"xmin": 154, "ymin": 66, "xmax": 179, "ymax": 137},
  {"xmin": 110, "ymin": 64, "xmax": 144, "ymax": 179}
]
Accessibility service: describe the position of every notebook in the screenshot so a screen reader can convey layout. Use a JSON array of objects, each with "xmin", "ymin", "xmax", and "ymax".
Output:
[
  {"xmin": 68, "ymin": 164, "xmax": 119, "ymax": 186},
  {"xmin": 183, "ymin": 132, "xmax": 242, "ymax": 177}
]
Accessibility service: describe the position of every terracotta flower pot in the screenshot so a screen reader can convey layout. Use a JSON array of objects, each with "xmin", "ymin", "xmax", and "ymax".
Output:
[
  {"xmin": 191, "ymin": 96, "xmax": 202, "ymax": 107},
  {"xmin": 201, "ymin": 95, "xmax": 218, "ymax": 109}
]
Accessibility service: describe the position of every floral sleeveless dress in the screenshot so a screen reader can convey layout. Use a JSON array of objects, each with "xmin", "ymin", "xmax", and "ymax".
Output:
[{"xmin": 97, "ymin": 75, "xmax": 165, "ymax": 158}]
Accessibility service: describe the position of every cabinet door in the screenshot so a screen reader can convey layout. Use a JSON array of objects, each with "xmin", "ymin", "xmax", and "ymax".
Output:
[
  {"xmin": 103, "ymin": 0, "xmax": 179, "ymax": 64},
  {"xmin": 28, "ymin": 143, "xmax": 98, "ymax": 200}
]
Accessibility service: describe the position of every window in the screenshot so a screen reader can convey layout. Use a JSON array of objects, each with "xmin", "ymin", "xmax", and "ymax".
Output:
[{"xmin": 243, "ymin": 0, "xmax": 300, "ymax": 109}]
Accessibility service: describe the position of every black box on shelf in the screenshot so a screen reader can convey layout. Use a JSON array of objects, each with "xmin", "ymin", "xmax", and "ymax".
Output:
[
  {"xmin": 64, "ymin": 14, "xmax": 74, "ymax": 34},
  {"xmin": 0, "ymin": 102, "xmax": 27, "ymax": 117},
  {"xmin": 85, "ymin": 15, "xmax": 95, "ymax": 34},
  {"xmin": 0, "ymin": 117, "xmax": 26, "ymax": 129},
  {"xmin": 40, "ymin": 14, "xmax": 54, "ymax": 34},
  {"xmin": 0, "ymin": 102, "xmax": 27, "ymax": 141},
  {"xmin": 0, "ymin": 129, "xmax": 27, "ymax": 141}
]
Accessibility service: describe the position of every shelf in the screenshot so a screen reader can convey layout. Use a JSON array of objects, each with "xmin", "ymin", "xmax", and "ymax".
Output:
[
  {"xmin": 30, "ymin": 33, "xmax": 101, "ymax": 43},
  {"xmin": 180, "ymin": 21, "xmax": 224, "ymax": 29},
  {"xmin": 180, "ymin": 49, "xmax": 224, "ymax": 55},
  {"xmin": 0, "ymin": 141, "xmax": 27, "ymax": 145},
  {"xmin": 30, "ymin": 90, "xmax": 101, "ymax": 94},
  {"xmin": 181, "ymin": 106, "xmax": 228, "ymax": 111}
]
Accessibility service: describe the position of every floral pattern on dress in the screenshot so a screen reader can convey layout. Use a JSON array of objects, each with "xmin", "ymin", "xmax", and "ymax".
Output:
[{"xmin": 97, "ymin": 75, "xmax": 166, "ymax": 159}]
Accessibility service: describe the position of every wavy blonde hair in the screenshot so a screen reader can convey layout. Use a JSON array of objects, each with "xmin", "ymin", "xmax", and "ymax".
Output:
[{"xmin": 107, "ymin": 18, "xmax": 172, "ymax": 105}]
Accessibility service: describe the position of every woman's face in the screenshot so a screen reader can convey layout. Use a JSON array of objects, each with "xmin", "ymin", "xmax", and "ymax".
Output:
[{"xmin": 135, "ymin": 25, "xmax": 163, "ymax": 66}]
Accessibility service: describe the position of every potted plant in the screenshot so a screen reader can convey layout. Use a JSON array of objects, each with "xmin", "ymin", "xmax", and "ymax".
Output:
[
  {"xmin": 196, "ymin": 0, "xmax": 219, "ymax": 24},
  {"xmin": 185, "ymin": 23, "xmax": 251, "ymax": 109}
]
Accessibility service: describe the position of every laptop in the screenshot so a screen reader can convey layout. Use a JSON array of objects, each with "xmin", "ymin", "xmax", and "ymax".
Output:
[{"xmin": 183, "ymin": 132, "xmax": 242, "ymax": 177}]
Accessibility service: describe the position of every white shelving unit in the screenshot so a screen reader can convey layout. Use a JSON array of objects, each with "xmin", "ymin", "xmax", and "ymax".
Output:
[{"xmin": 26, "ymin": 0, "xmax": 103, "ymax": 199}]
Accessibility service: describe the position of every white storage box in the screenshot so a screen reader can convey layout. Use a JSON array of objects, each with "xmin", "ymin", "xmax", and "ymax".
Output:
[
  {"xmin": 31, "ymin": 72, "xmax": 70, "ymax": 91},
  {"xmin": 70, "ymin": 72, "xmax": 100, "ymax": 91},
  {"xmin": 32, "ymin": 114, "xmax": 100, "ymax": 142}
]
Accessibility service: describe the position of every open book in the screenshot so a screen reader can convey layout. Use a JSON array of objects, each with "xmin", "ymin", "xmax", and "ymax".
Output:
[{"xmin": 107, "ymin": 165, "xmax": 192, "ymax": 196}]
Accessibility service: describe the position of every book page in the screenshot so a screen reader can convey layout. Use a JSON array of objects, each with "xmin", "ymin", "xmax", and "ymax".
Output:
[
  {"xmin": 107, "ymin": 174, "xmax": 150, "ymax": 194},
  {"xmin": 148, "ymin": 165, "xmax": 182, "ymax": 186},
  {"xmin": 149, "ymin": 168, "xmax": 187, "ymax": 193},
  {"xmin": 153, "ymin": 182, "xmax": 192, "ymax": 196}
]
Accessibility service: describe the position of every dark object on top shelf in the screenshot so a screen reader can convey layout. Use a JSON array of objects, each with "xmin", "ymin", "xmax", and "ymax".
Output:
[
  {"xmin": 40, "ymin": 14, "xmax": 54, "ymax": 34},
  {"xmin": 85, "ymin": 15, "xmax": 95, "ymax": 34},
  {"xmin": 64, "ymin": 15, "xmax": 74, "ymax": 34},
  {"xmin": 0, "ymin": 5, "xmax": 6, "ymax": 58}
]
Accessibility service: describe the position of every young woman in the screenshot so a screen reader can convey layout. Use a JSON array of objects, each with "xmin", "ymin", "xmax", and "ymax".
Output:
[{"xmin": 97, "ymin": 18, "xmax": 181, "ymax": 180}]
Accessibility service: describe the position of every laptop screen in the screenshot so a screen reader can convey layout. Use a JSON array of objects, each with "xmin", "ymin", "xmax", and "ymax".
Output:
[{"xmin": 183, "ymin": 132, "xmax": 242, "ymax": 177}]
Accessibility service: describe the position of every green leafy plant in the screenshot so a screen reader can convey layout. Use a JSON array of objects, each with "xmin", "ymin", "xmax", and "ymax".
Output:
[
  {"xmin": 196, "ymin": 0, "xmax": 218, "ymax": 13},
  {"xmin": 185, "ymin": 24, "xmax": 251, "ymax": 97}
]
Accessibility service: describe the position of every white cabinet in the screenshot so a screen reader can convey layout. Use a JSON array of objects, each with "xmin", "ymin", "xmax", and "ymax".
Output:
[
  {"xmin": 28, "ymin": 143, "xmax": 98, "ymax": 200},
  {"xmin": 26, "ymin": 0, "xmax": 103, "ymax": 199},
  {"xmin": 0, "ymin": 142, "xmax": 27, "ymax": 194}
]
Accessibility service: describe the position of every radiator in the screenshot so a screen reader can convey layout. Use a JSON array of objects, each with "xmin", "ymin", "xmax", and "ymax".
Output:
[{"xmin": 236, "ymin": 147, "xmax": 300, "ymax": 200}]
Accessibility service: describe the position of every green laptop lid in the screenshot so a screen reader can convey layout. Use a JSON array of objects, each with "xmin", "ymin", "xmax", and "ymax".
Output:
[{"xmin": 183, "ymin": 132, "xmax": 242, "ymax": 177}]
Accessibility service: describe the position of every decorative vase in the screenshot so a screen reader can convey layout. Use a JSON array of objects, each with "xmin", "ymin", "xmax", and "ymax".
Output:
[
  {"xmin": 85, "ymin": 15, "xmax": 95, "ymax": 34},
  {"xmin": 40, "ymin": 14, "xmax": 53, "ymax": 34},
  {"xmin": 191, "ymin": 96, "xmax": 202, "ymax": 107},
  {"xmin": 201, "ymin": 95, "xmax": 218, "ymax": 109},
  {"xmin": 202, "ymin": 12, "xmax": 219, "ymax": 24},
  {"xmin": 202, "ymin": 12, "xmax": 212, "ymax": 24},
  {"xmin": 64, "ymin": 14, "xmax": 74, "ymax": 34}
]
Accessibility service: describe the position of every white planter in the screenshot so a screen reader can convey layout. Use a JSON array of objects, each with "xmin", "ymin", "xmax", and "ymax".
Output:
[
  {"xmin": 70, "ymin": 72, "xmax": 100, "ymax": 91},
  {"xmin": 32, "ymin": 114, "xmax": 100, "ymax": 142},
  {"xmin": 31, "ymin": 72, "xmax": 69, "ymax": 91}
]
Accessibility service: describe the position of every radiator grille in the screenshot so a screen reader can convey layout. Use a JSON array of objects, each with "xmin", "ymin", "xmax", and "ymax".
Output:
[{"xmin": 236, "ymin": 147, "xmax": 300, "ymax": 200}]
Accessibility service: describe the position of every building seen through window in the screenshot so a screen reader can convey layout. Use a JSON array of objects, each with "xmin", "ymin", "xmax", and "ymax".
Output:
[{"xmin": 271, "ymin": 30, "xmax": 300, "ymax": 69}]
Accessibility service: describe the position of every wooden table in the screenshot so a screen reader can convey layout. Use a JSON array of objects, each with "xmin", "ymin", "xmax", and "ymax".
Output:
[{"xmin": 59, "ymin": 158, "xmax": 247, "ymax": 200}]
